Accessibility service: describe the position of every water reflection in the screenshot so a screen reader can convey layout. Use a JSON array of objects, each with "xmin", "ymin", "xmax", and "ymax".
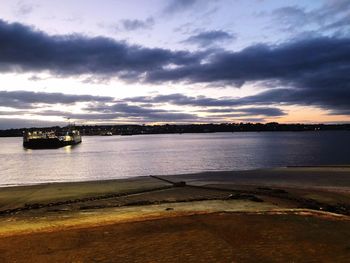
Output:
[
  {"xmin": 64, "ymin": 145, "xmax": 72, "ymax": 153},
  {"xmin": 0, "ymin": 131, "xmax": 349, "ymax": 186},
  {"xmin": 23, "ymin": 148, "xmax": 32, "ymax": 153}
]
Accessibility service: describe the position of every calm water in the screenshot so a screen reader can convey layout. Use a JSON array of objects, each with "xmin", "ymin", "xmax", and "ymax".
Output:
[{"xmin": 0, "ymin": 131, "xmax": 349, "ymax": 186}]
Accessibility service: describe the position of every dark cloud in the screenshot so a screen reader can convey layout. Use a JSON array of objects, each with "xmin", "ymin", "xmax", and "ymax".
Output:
[
  {"xmin": 38, "ymin": 110, "xmax": 124, "ymax": 120},
  {"xmin": 203, "ymin": 107, "xmax": 285, "ymax": 117},
  {"xmin": 232, "ymin": 88, "xmax": 350, "ymax": 116},
  {"xmin": 126, "ymin": 94, "xmax": 286, "ymax": 117},
  {"xmin": 125, "ymin": 93, "xmax": 285, "ymax": 116},
  {"xmin": 39, "ymin": 105, "xmax": 275, "ymax": 123},
  {"xmin": 0, "ymin": 19, "xmax": 349, "ymax": 117},
  {"xmin": 0, "ymin": 102, "xmax": 200, "ymax": 125},
  {"xmin": 145, "ymin": 37, "xmax": 350, "ymax": 115},
  {"xmin": 85, "ymin": 102, "xmax": 198, "ymax": 121},
  {"xmin": 128, "ymin": 93, "xmax": 240, "ymax": 107},
  {"xmin": 163, "ymin": 0, "xmax": 198, "ymax": 14},
  {"xmin": 324, "ymin": 15, "xmax": 350, "ymax": 31},
  {"xmin": 183, "ymin": 30, "xmax": 235, "ymax": 47},
  {"xmin": 120, "ymin": 17, "xmax": 154, "ymax": 31},
  {"xmin": 127, "ymin": 83, "xmax": 350, "ymax": 117},
  {"xmin": 146, "ymin": 37, "xmax": 350, "ymax": 84},
  {"xmin": 1, "ymin": 90, "xmax": 284, "ymax": 125},
  {"xmin": 0, "ymin": 110, "xmax": 27, "ymax": 116},
  {"xmin": 0, "ymin": 90, "xmax": 114, "ymax": 109},
  {"xmin": 0, "ymin": 19, "xmax": 201, "ymax": 77}
]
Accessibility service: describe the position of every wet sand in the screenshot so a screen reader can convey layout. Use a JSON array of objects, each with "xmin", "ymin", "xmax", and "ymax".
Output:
[{"xmin": 0, "ymin": 166, "xmax": 349, "ymax": 262}]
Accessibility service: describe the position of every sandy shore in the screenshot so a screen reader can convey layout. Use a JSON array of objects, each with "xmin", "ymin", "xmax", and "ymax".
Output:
[{"xmin": 0, "ymin": 166, "xmax": 349, "ymax": 262}]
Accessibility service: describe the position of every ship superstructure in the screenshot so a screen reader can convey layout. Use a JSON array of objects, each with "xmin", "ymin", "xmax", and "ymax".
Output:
[{"xmin": 23, "ymin": 128, "xmax": 82, "ymax": 149}]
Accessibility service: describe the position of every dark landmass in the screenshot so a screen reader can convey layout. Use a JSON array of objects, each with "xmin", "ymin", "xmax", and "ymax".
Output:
[{"xmin": 1, "ymin": 122, "xmax": 349, "ymax": 137}]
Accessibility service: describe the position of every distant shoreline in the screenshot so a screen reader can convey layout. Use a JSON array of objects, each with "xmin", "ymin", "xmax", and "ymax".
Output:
[
  {"xmin": 1, "ymin": 122, "xmax": 350, "ymax": 137},
  {"xmin": 2, "ymin": 129, "xmax": 350, "ymax": 138}
]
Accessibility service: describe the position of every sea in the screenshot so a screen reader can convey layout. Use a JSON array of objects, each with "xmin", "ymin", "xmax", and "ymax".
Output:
[{"xmin": 0, "ymin": 131, "xmax": 349, "ymax": 187}]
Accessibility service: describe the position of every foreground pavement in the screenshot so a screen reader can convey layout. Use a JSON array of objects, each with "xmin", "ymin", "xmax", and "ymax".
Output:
[{"xmin": 0, "ymin": 167, "xmax": 349, "ymax": 262}]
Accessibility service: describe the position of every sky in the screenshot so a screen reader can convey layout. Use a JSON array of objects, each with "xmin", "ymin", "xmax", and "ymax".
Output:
[{"xmin": 0, "ymin": 0, "xmax": 349, "ymax": 128}]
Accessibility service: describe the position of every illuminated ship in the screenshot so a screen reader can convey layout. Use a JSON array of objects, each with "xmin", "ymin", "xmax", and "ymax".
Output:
[{"xmin": 23, "ymin": 128, "xmax": 82, "ymax": 149}]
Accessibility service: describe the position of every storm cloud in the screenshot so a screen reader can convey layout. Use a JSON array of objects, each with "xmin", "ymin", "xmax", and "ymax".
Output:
[
  {"xmin": 146, "ymin": 37, "xmax": 350, "ymax": 84},
  {"xmin": 183, "ymin": 30, "xmax": 235, "ymax": 47},
  {"xmin": 0, "ymin": 91, "xmax": 287, "ymax": 127},
  {"xmin": 85, "ymin": 102, "xmax": 199, "ymax": 121},
  {"xmin": 145, "ymin": 37, "xmax": 350, "ymax": 114},
  {"xmin": 127, "ymin": 93, "xmax": 242, "ymax": 107},
  {"xmin": 0, "ymin": 19, "xmax": 200, "ymax": 77},
  {"xmin": 0, "ymin": 19, "xmax": 350, "ymax": 116},
  {"xmin": 125, "ymin": 94, "xmax": 287, "ymax": 117}
]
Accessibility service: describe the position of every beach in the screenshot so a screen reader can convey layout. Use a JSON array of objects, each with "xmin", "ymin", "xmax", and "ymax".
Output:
[{"xmin": 0, "ymin": 166, "xmax": 349, "ymax": 262}]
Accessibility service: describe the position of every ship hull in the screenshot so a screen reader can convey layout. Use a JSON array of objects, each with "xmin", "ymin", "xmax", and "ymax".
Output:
[{"xmin": 23, "ymin": 138, "xmax": 81, "ymax": 149}]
